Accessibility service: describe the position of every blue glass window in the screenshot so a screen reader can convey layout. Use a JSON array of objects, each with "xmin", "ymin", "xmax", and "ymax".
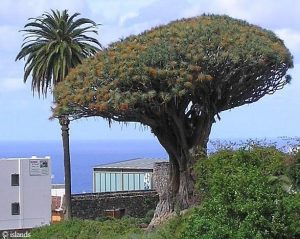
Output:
[
  {"xmin": 128, "ymin": 174, "xmax": 134, "ymax": 190},
  {"xmin": 95, "ymin": 171, "xmax": 152, "ymax": 192},
  {"xmin": 100, "ymin": 173, "xmax": 106, "ymax": 192},
  {"xmin": 105, "ymin": 173, "xmax": 110, "ymax": 191},
  {"xmin": 95, "ymin": 173, "xmax": 101, "ymax": 192},
  {"xmin": 123, "ymin": 173, "xmax": 129, "ymax": 190},
  {"xmin": 116, "ymin": 173, "xmax": 122, "ymax": 191},
  {"xmin": 111, "ymin": 173, "xmax": 116, "ymax": 191},
  {"xmin": 134, "ymin": 174, "xmax": 140, "ymax": 190},
  {"xmin": 139, "ymin": 173, "xmax": 145, "ymax": 190}
]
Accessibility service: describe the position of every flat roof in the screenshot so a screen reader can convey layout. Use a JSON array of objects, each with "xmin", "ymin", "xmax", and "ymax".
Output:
[{"xmin": 93, "ymin": 158, "xmax": 168, "ymax": 170}]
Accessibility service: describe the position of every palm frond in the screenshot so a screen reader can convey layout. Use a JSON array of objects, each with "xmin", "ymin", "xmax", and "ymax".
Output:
[{"xmin": 16, "ymin": 9, "xmax": 101, "ymax": 97}]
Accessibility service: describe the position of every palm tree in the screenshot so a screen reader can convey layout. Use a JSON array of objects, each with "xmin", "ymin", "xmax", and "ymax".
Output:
[{"xmin": 16, "ymin": 9, "xmax": 101, "ymax": 219}]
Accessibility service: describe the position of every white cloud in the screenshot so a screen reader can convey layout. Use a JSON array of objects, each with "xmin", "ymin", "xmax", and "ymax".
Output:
[
  {"xmin": 0, "ymin": 0, "xmax": 87, "ymax": 23},
  {"xmin": 0, "ymin": 78, "xmax": 26, "ymax": 93},
  {"xmin": 119, "ymin": 12, "xmax": 139, "ymax": 26},
  {"xmin": 100, "ymin": 20, "xmax": 157, "ymax": 46},
  {"xmin": 88, "ymin": 0, "xmax": 156, "ymax": 24},
  {"xmin": 210, "ymin": 0, "xmax": 254, "ymax": 19},
  {"xmin": 0, "ymin": 0, "xmax": 91, "ymax": 58},
  {"xmin": 181, "ymin": 0, "xmax": 254, "ymax": 20}
]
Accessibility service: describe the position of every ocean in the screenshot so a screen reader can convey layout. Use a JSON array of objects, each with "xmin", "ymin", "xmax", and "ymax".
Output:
[
  {"xmin": 0, "ymin": 137, "xmax": 297, "ymax": 193},
  {"xmin": 0, "ymin": 139, "xmax": 168, "ymax": 193}
]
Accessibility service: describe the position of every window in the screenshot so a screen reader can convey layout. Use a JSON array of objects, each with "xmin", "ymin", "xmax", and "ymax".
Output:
[
  {"xmin": 11, "ymin": 203, "xmax": 20, "ymax": 215},
  {"xmin": 11, "ymin": 174, "xmax": 19, "ymax": 186},
  {"xmin": 100, "ymin": 173, "xmax": 105, "ymax": 192},
  {"xmin": 134, "ymin": 174, "xmax": 140, "ymax": 190},
  {"xmin": 116, "ymin": 173, "xmax": 122, "ymax": 191},
  {"xmin": 123, "ymin": 174, "xmax": 129, "ymax": 190},
  {"xmin": 110, "ymin": 173, "xmax": 116, "ymax": 191},
  {"xmin": 94, "ymin": 171, "xmax": 153, "ymax": 192},
  {"xmin": 95, "ymin": 173, "xmax": 100, "ymax": 192},
  {"xmin": 105, "ymin": 173, "xmax": 110, "ymax": 191},
  {"xmin": 128, "ymin": 174, "xmax": 134, "ymax": 190},
  {"xmin": 140, "ymin": 173, "xmax": 145, "ymax": 190}
]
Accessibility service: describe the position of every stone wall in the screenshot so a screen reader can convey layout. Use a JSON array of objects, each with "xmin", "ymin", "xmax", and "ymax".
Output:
[
  {"xmin": 152, "ymin": 162, "xmax": 170, "ymax": 199},
  {"xmin": 71, "ymin": 190, "xmax": 159, "ymax": 219}
]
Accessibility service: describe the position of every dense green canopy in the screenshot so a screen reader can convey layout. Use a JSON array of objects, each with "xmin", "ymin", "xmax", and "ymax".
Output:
[{"xmin": 54, "ymin": 15, "xmax": 292, "ymax": 122}]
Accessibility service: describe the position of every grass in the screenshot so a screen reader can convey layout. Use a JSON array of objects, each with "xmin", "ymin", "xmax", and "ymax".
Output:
[{"xmin": 30, "ymin": 217, "xmax": 144, "ymax": 239}]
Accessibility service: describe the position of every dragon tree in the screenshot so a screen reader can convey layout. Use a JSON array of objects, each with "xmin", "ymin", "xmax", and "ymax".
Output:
[{"xmin": 53, "ymin": 15, "xmax": 293, "ymax": 218}]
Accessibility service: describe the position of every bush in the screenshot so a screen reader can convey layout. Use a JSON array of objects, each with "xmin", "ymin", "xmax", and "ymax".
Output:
[
  {"xmin": 287, "ymin": 151, "xmax": 300, "ymax": 191},
  {"xmin": 30, "ymin": 146, "xmax": 300, "ymax": 239},
  {"xmin": 143, "ymin": 209, "xmax": 155, "ymax": 224},
  {"xmin": 180, "ymin": 147, "xmax": 300, "ymax": 239},
  {"xmin": 30, "ymin": 218, "xmax": 143, "ymax": 239}
]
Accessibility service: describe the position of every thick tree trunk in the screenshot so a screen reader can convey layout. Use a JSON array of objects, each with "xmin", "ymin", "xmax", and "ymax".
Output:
[
  {"xmin": 149, "ymin": 113, "xmax": 213, "ymax": 228},
  {"xmin": 169, "ymin": 153, "xmax": 199, "ymax": 209},
  {"xmin": 59, "ymin": 116, "xmax": 72, "ymax": 220},
  {"xmin": 149, "ymin": 152, "xmax": 200, "ymax": 228}
]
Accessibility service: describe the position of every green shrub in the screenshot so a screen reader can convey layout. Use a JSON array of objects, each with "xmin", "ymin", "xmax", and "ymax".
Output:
[
  {"xmin": 143, "ymin": 209, "xmax": 155, "ymax": 224},
  {"xmin": 30, "ymin": 146, "xmax": 300, "ymax": 239},
  {"xmin": 30, "ymin": 218, "xmax": 143, "ymax": 239},
  {"xmin": 287, "ymin": 151, "xmax": 300, "ymax": 191},
  {"xmin": 142, "ymin": 214, "xmax": 185, "ymax": 239},
  {"xmin": 180, "ymin": 147, "xmax": 300, "ymax": 239}
]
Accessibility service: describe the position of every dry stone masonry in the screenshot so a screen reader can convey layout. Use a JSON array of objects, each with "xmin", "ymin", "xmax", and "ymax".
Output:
[{"xmin": 71, "ymin": 190, "xmax": 159, "ymax": 219}]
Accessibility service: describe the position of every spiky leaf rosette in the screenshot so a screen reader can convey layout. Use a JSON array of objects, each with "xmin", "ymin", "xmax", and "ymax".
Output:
[{"xmin": 53, "ymin": 15, "xmax": 293, "ymax": 125}]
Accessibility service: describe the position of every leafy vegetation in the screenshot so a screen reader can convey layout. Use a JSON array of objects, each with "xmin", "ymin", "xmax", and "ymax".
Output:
[
  {"xmin": 31, "ymin": 145, "xmax": 300, "ymax": 238},
  {"xmin": 287, "ymin": 150, "xmax": 300, "ymax": 190},
  {"xmin": 180, "ymin": 146, "xmax": 300, "ymax": 239},
  {"xmin": 30, "ymin": 218, "xmax": 143, "ymax": 239},
  {"xmin": 53, "ymin": 14, "xmax": 293, "ymax": 215}
]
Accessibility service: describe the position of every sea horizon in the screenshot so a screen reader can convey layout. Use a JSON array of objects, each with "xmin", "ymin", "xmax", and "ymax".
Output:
[
  {"xmin": 0, "ymin": 137, "xmax": 298, "ymax": 193},
  {"xmin": 0, "ymin": 139, "xmax": 168, "ymax": 193}
]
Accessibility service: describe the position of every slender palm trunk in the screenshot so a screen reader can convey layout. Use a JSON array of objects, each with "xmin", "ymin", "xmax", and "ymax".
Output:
[{"xmin": 59, "ymin": 116, "xmax": 72, "ymax": 220}]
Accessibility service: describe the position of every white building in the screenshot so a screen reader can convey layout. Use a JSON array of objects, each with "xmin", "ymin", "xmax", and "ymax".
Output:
[{"xmin": 0, "ymin": 156, "xmax": 51, "ymax": 230}]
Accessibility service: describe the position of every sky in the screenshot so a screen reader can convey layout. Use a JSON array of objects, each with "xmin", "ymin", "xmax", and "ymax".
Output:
[{"xmin": 0, "ymin": 0, "xmax": 299, "ymax": 142}]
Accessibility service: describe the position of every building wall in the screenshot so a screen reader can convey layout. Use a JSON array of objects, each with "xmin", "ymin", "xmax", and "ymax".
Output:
[
  {"xmin": 0, "ymin": 160, "xmax": 20, "ymax": 230},
  {"xmin": 71, "ymin": 191, "xmax": 159, "ymax": 219},
  {"xmin": 0, "ymin": 157, "xmax": 51, "ymax": 230},
  {"xmin": 51, "ymin": 188, "xmax": 65, "ymax": 198}
]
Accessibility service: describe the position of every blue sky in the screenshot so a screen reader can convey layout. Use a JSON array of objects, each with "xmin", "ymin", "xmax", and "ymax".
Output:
[{"xmin": 0, "ymin": 0, "xmax": 299, "ymax": 141}]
